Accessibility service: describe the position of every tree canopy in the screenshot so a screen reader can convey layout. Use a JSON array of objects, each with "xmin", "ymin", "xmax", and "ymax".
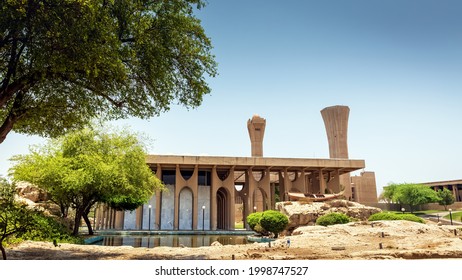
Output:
[
  {"xmin": 0, "ymin": 0, "xmax": 217, "ymax": 143},
  {"xmin": 436, "ymin": 188, "xmax": 455, "ymax": 210},
  {"xmin": 11, "ymin": 126, "xmax": 163, "ymax": 235},
  {"xmin": 381, "ymin": 183, "xmax": 440, "ymax": 212}
]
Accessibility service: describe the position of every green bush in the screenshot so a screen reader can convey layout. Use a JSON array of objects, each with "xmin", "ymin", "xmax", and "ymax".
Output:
[
  {"xmin": 247, "ymin": 212, "xmax": 263, "ymax": 231},
  {"xmin": 368, "ymin": 212, "xmax": 425, "ymax": 224},
  {"xmin": 247, "ymin": 210, "xmax": 289, "ymax": 238},
  {"xmin": 259, "ymin": 210, "xmax": 289, "ymax": 238},
  {"xmin": 316, "ymin": 212, "xmax": 350, "ymax": 226},
  {"xmin": 367, "ymin": 212, "xmax": 399, "ymax": 221},
  {"xmin": 23, "ymin": 213, "xmax": 84, "ymax": 244}
]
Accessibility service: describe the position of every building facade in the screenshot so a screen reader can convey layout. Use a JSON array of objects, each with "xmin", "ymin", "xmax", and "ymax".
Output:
[{"xmin": 95, "ymin": 106, "xmax": 378, "ymax": 231}]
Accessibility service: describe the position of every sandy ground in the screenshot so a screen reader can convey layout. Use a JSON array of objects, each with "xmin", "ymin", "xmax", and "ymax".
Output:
[{"xmin": 6, "ymin": 220, "xmax": 462, "ymax": 260}]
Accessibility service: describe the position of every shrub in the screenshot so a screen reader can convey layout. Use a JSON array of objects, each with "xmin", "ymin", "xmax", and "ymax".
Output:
[
  {"xmin": 247, "ymin": 212, "xmax": 263, "ymax": 231},
  {"xmin": 22, "ymin": 213, "xmax": 84, "ymax": 244},
  {"xmin": 253, "ymin": 224, "xmax": 268, "ymax": 236},
  {"xmin": 399, "ymin": 214, "xmax": 425, "ymax": 223},
  {"xmin": 368, "ymin": 212, "xmax": 425, "ymax": 224},
  {"xmin": 316, "ymin": 212, "xmax": 350, "ymax": 226},
  {"xmin": 247, "ymin": 210, "xmax": 289, "ymax": 238},
  {"xmin": 367, "ymin": 212, "xmax": 399, "ymax": 221},
  {"xmin": 259, "ymin": 210, "xmax": 289, "ymax": 238}
]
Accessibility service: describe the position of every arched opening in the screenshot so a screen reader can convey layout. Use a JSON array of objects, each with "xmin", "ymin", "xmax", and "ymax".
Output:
[
  {"xmin": 251, "ymin": 170, "xmax": 265, "ymax": 182},
  {"xmin": 253, "ymin": 188, "xmax": 266, "ymax": 212},
  {"xmin": 216, "ymin": 187, "xmax": 229, "ymax": 230},
  {"xmin": 178, "ymin": 187, "xmax": 193, "ymax": 230}
]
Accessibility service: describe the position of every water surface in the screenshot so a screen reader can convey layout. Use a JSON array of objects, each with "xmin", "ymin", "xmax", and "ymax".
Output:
[{"xmin": 94, "ymin": 235, "xmax": 248, "ymax": 248}]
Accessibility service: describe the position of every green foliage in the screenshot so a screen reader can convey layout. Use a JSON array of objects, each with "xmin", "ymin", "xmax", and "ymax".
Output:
[
  {"xmin": 368, "ymin": 212, "xmax": 425, "ymax": 224},
  {"xmin": 246, "ymin": 212, "xmax": 263, "ymax": 231},
  {"xmin": 368, "ymin": 212, "xmax": 399, "ymax": 221},
  {"xmin": 0, "ymin": 177, "xmax": 80, "ymax": 259},
  {"xmin": 259, "ymin": 210, "xmax": 289, "ymax": 238},
  {"xmin": 379, "ymin": 183, "xmax": 399, "ymax": 203},
  {"xmin": 0, "ymin": 0, "xmax": 217, "ymax": 143},
  {"xmin": 0, "ymin": 178, "xmax": 36, "ymax": 259},
  {"xmin": 248, "ymin": 210, "xmax": 288, "ymax": 238},
  {"xmin": 436, "ymin": 189, "xmax": 455, "ymax": 210},
  {"xmin": 380, "ymin": 183, "xmax": 440, "ymax": 212},
  {"xmin": 316, "ymin": 212, "xmax": 351, "ymax": 226},
  {"xmin": 11, "ymin": 126, "xmax": 163, "ymax": 235},
  {"xmin": 21, "ymin": 214, "xmax": 83, "ymax": 245},
  {"xmin": 253, "ymin": 224, "xmax": 268, "ymax": 236}
]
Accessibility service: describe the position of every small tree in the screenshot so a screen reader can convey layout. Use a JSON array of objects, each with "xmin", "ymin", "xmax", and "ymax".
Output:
[
  {"xmin": 0, "ymin": 178, "xmax": 35, "ymax": 260},
  {"xmin": 436, "ymin": 188, "xmax": 455, "ymax": 211},
  {"xmin": 247, "ymin": 210, "xmax": 289, "ymax": 238},
  {"xmin": 246, "ymin": 212, "xmax": 263, "ymax": 231},
  {"xmin": 11, "ymin": 126, "xmax": 164, "ymax": 235}
]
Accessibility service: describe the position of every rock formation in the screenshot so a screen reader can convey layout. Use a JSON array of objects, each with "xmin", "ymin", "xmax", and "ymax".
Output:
[
  {"xmin": 14, "ymin": 181, "xmax": 61, "ymax": 217},
  {"xmin": 276, "ymin": 199, "xmax": 381, "ymax": 234}
]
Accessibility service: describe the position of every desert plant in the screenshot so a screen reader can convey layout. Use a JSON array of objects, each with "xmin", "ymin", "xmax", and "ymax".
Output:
[
  {"xmin": 368, "ymin": 212, "xmax": 425, "ymax": 223},
  {"xmin": 246, "ymin": 212, "xmax": 263, "ymax": 231},
  {"xmin": 259, "ymin": 210, "xmax": 289, "ymax": 238},
  {"xmin": 316, "ymin": 212, "xmax": 350, "ymax": 226},
  {"xmin": 247, "ymin": 210, "xmax": 289, "ymax": 238}
]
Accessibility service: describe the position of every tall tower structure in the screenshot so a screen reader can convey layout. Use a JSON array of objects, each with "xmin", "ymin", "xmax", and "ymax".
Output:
[
  {"xmin": 321, "ymin": 105, "xmax": 352, "ymax": 199},
  {"xmin": 247, "ymin": 115, "xmax": 266, "ymax": 157}
]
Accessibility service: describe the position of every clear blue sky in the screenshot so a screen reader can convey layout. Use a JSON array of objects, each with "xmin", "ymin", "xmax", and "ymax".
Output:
[{"xmin": 1, "ymin": 0, "xmax": 461, "ymax": 195}]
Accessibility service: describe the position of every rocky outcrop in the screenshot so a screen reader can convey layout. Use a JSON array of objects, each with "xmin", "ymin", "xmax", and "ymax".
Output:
[
  {"xmin": 14, "ymin": 181, "xmax": 61, "ymax": 217},
  {"xmin": 15, "ymin": 181, "xmax": 50, "ymax": 202},
  {"xmin": 276, "ymin": 199, "xmax": 382, "ymax": 234}
]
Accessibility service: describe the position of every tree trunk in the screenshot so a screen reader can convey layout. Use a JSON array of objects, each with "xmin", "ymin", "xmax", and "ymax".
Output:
[
  {"xmin": 72, "ymin": 210, "xmax": 82, "ymax": 236},
  {"xmin": 82, "ymin": 212, "xmax": 94, "ymax": 235},
  {"xmin": 0, "ymin": 241, "xmax": 6, "ymax": 260},
  {"xmin": 0, "ymin": 90, "xmax": 26, "ymax": 144},
  {"xmin": 0, "ymin": 113, "xmax": 16, "ymax": 144}
]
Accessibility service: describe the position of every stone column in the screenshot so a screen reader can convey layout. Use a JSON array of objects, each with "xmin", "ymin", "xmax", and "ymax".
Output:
[
  {"xmin": 319, "ymin": 169, "xmax": 326, "ymax": 194},
  {"xmin": 452, "ymin": 185, "xmax": 458, "ymax": 201},
  {"xmin": 211, "ymin": 166, "xmax": 219, "ymax": 230},
  {"xmin": 114, "ymin": 211, "xmax": 124, "ymax": 230}
]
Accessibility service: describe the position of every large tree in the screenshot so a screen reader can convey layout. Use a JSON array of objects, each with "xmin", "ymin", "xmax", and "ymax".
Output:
[
  {"xmin": 385, "ymin": 183, "xmax": 440, "ymax": 213},
  {"xmin": 11, "ymin": 126, "xmax": 163, "ymax": 235},
  {"xmin": 0, "ymin": 0, "xmax": 217, "ymax": 143}
]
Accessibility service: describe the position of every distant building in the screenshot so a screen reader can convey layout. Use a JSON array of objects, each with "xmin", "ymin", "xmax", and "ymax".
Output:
[
  {"xmin": 95, "ymin": 106, "xmax": 378, "ymax": 231},
  {"xmin": 351, "ymin": 171, "xmax": 378, "ymax": 204},
  {"xmin": 422, "ymin": 179, "xmax": 462, "ymax": 202}
]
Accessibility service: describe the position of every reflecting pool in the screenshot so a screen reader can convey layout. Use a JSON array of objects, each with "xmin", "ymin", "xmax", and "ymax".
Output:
[{"xmin": 93, "ymin": 235, "xmax": 248, "ymax": 248}]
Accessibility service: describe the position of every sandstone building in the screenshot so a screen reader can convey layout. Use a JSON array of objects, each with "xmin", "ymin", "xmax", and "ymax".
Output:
[{"xmin": 95, "ymin": 106, "xmax": 378, "ymax": 231}]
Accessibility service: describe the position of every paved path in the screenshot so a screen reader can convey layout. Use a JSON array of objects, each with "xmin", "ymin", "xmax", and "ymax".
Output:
[{"xmin": 421, "ymin": 211, "xmax": 462, "ymax": 225}]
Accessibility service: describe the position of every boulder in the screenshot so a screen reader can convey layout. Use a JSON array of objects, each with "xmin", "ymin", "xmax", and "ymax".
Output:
[
  {"xmin": 15, "ymin": 181, "xmax": 50, "ymax": 202},
  {"xmin": 276, "ymin": 199, "xmax": 381, "ymax": 234}
]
